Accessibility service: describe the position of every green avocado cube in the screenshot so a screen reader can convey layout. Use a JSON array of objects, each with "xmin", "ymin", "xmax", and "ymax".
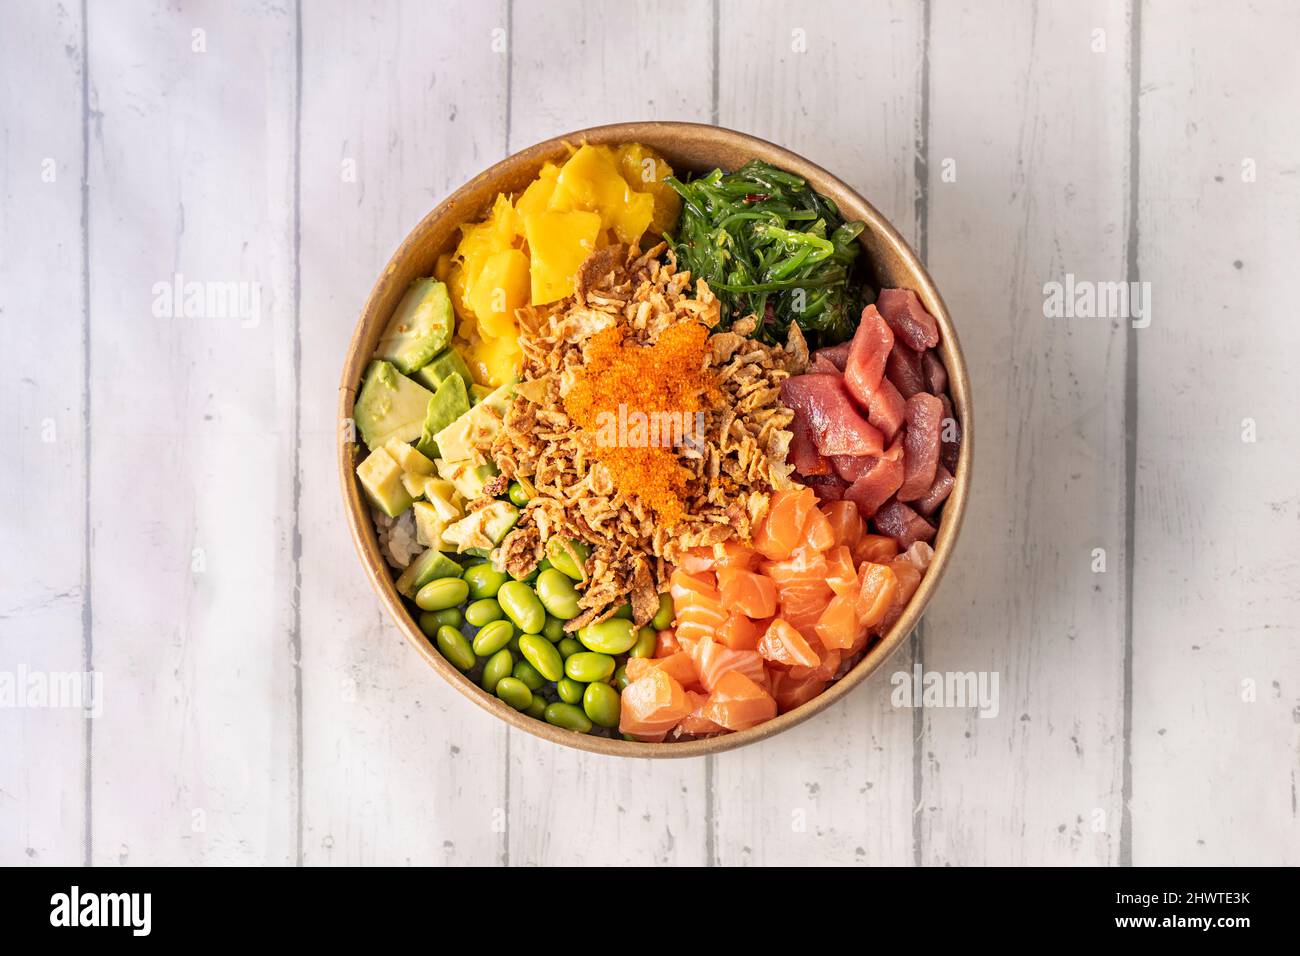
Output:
[
  {"xmin": 383, "ymin": 437, "xmax": 436, "ymax": 476},
  {"xmin": 375, "ymin": 278, "xmax": 454, "ymax": 374},
  {"xmin": 354, "ymin": 361, "xmax": 434, "ymax": 450},
  {"xmin": 442, "ymin": 501, "xmax": 519, "ymax": 553},
  {"xmin": 412, "ymin": 348, "xmax": 473, "ymax": 392},
  {"xmin": 414, "ymin": 373, "xmax": 470, "ymax": 459},
  {"xmin": 435, "ymin": 457, "xmax": 499, "ymax": 502},
  {"xmin": 395, "ymin": 547, "xmax": 463, "ymax": 597},
  {"xmin": 356, "ymin": 447, "xmax": 414, "ymax": 518},
  {"xmin": 434, "ymin": 381, "xmax": 514, "ymax": 463}
]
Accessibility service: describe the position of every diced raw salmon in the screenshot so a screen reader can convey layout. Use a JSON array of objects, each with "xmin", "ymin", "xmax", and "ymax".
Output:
[
  {"xmin": 673, "ymin": 584, "xmax": 728, "ymax": 643},
  {"xmin": 814, "ymin": 593, "xmax": 859, "ymax": 650},
  {"xmin": 867, "ymin": 377, "xmax": 908, "ymax": 444},
  {"xmin": 822, "ymin": 500, "xmax": 865, "ymax": 552},
  {"xmin": 843, "ymin": 452, "xmax": 905, "ymax": 518},
  {"xmin": 876, "ymin": 288, "xmax": 940, "ymax": 350},
  {"xmin": 675, "ymin": 548, "xmax": 715, "ymax": 575},
  {"xmin": 677, "ymin": 690, "xmax": 725, "ymax": 736},
  {"xmin": 801, "ymin": 506, "xmax": 835, "ymax": 552},
  {"xmin": 779, "ymin": 584, "xmax": 834, "ymax": 637},
  {"xmin": 781, "ymin": 374, "xmax": 885, "ymax": 457},
  {"xmin": 770, "ymin": 670, "xmax": 829, "ymax": 713},
  {"xmin": 885, "ymin": 343, "xmax": 926, "ymax": 398},
  {"xmin": 922, "ymin": 349, "xmax": 948, "ymax": 395},
  {"xmin": 655, "ymin": 628, "xmax": 680, "ymax": 657},
  {"xmin": 824, "ymin": 545, "xmax": 858, "ymax": 596},
  {"xmin": 627, "ymin": 651, "xmax": 698, "ymax": 687},
  {"xmin": 875, "ymin": 557, "xmax": 923, "ymax": 634},
  {"xmin": 856, "ymin": 561, "xmax": 900, "ymax": 629},
  {"xmin": 690, "ymin": 637, "xmax": 769, "ymax": 692},
  {"xmin": 902, "ymin": 541, "xmax": 935, "ymax": 572},
  {"xmin": 669, "ymin": 568, "xmax": 717, "ymax": 599},
  {"xmin": 853, "ymin": 532, "xmax": 900, "ymax": 565},
  {"xmin": 715, "ymin": 610, "xmax": 763, "ymax": 651},
  {"xmin": 873, "ymin": 499, "xmax": 936, "ymax": 549},
  {"xmin": 701, "ymin": 671, "xmax": 777, "ymax": 731},
  {"xmin": 790, "ymin": 646, "xmax": 841, "ymax": 682},
  {"xmin": 753, "ymin": 486, "xmax": 820, "ymax": 560},
  {"xmin": 757, "ymin": 618, "xmax": 822, "ymax": 667},
  {"xmin": 761, "ymin": 546, "xmax": 829, "ymax": 589},
  {"xmin": 717, "ymin": 568, "xmax": 778, "ymax": 619},
  {"xmin": 897, "ymin": 393, "xmax": 943, "ymax": 501},
  {"xmin": 843, "ymin": 304, "xmax": 894, "ymax": 407},
  {"xmin": 619, "ymin": 668, "xmax": 691, "ymax": 737}
]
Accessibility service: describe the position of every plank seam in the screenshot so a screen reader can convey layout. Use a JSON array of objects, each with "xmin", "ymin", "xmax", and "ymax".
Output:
[
  {"xmin": 705, "ymin": 0, "xmax": 720, "ymax": 868},
  {"xmin": 80, "ymin": 0, "xmax": 93, "ymax": 870},
  {"xmin": 1120, "ymin": 0, "xmax": 1142, "ymax": 869},
  {"xmin": 292, "ymin": 0, "xmax": 305, "ymax": 868}
]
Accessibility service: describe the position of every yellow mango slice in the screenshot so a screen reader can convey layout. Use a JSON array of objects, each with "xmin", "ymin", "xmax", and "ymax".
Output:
[
  {"xmin": 516, "ymin": 162, "xmax": 560, "ymax": 220},
  {"xmin": 465, "ymin": 333, "xmax": 523, "ymax": 388},
  {"xmin": 468, "ymin": 248, "xmax": 530, "ymax": 339},
  {"xmin": 548, "ymin": 145, "xmax": 654, "ymax": 245},
  {"xmin": 616, "ymin": 143, "xmax": 682, "ymax": 236},
  {"xmin": 524, "ymin": 209, "xmax": 602, "ymax": 304}
]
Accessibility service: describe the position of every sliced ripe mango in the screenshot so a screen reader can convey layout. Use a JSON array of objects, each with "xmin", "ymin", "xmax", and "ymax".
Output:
[
  {"xmin": 515, "ymin": 162, "xmax": 560, "ymax": 219},
  {"xmin": 616, "ymin": 142, "xmax": 682, "ymax": 236},
  {"xmin": 523, "ymin": 209, "xmax": 601, "ymax": 304},
  {"xmin": 468, "ymin": 247, "xmax": 529, "ymax": 339}
]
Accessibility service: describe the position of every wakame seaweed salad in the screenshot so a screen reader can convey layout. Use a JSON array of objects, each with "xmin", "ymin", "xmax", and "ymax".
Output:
[{"xmin": 666, "ymin": 160, "xmax": 867, "ymax": 347}]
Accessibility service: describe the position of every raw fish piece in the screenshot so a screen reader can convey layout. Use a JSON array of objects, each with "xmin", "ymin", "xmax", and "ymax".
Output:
[
  {"xmin": 876, "ymin": 288, "xmax": 940, "ymax": 350},
  {"xmin": 781, "ymin": 374, "xmax": 885, "ymax": 457},
  {"xmin": 922, "ymin": 349, "xmax": 948, "ymax": 395},
  {"xmin": 897, "ymin": 393, "xmax": 943, "ymax": 501},
  {"xmin": 867, "ymin": 377, "xmax": 907, "ymax": 443},
  {"xmin": 885, "ymin": 343, "xmax": 926, "ymax": 399},
  {"xmin": 843, "ymin": 304, "xmax": 894, "ymax": 408},
  {"xmin": 873, "ymin": 499, "xmax": 936, "ymax": 549},
  {"xmin": 915, "ymin": 464, "xmax": 954, "ymax": 517},
  {"xmin": 843, "ymin": 453, "xmax": 905, "ymax": 518}
]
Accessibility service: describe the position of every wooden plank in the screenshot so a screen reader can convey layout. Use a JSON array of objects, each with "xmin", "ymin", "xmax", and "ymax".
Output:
[
  {"xmin": 84, "ymin": 0, "xmax": 297, "ymax": 865},
  {"xmin": 710, "ymin": 0, "xmax": 924, "ymax": 867},
  {"xmin": 0, "ymin": 0, "xmax": 88, "ymax": 866},
  {"xmin": 503, "ymin": 0, "xmax": 713, "ymax": 867},
  {"xmin": 918, "ymin": 0, "xmax": 1130, "ymax": 864},
  {"xmin": 1131, "ymin": 0, "xmax": 1300, "ymax": 865},
  {"xmin": 297, "ymin": 0, "xmax": 511, "ymax": 866}
]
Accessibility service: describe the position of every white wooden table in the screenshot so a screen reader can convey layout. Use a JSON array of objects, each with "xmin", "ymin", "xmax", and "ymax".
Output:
[{"xmin": 3, "ymin": 0, "xmax": 1296, "ymax": 867}]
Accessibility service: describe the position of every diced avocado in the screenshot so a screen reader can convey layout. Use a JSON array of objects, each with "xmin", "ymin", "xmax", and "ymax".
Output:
[
  {"xmin": 425, "ymin": 479, "xmax": 464, "ymax": 522},
  {"xmin": 436, "ymin": 457, "xmax": 499, "ymax": 502},
  {"xmin": 375, "ymin": 278, "xmax": 454, "ymax": 374},
  {"xmin": 434, "ymin": 381, "xmax": 515, "ymax": 463},
  {"xmin": 383, "ymin": 437, "xmax": 436, "ymax": 477},
  {"xmin": 442, "ymin": 501, "xmax": 520, "ymax": 553},
  {"xmin": 401, "ymin": 472, "xmax": 429, "ymax": 499},
  {"xmin": 354, "ymin": 360, "xmax": 434, "ymax": 450},
  {"xmin": 411, "ymin": 501, "xmax": 451, "ymax": 550},
  {"xmin": 356, "ymin": 447, "xmax": 414, "ymax": 517},
  {"xmin": 395, "ymin": 547, "xmax": 464, "ymax": 597},
  {"xmin": 414, "ymin": 373, "xmax": 471, "ymax": 459},
  {"xmin": 412, "ymin": 347, "xmax": 473, "ymax": 392}
]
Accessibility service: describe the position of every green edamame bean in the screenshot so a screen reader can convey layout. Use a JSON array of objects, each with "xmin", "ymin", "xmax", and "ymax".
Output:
[
  {"xmin": 431, "ymin": 607, "xmax": 464, "ymax": 629},
  {"xmin": 582, "ymin": 682, "xmax": 621, "ymax": 728},
  {"xmin": 512, "ymin": 659, "xmax": 545, "ymax": 692},
  {"xmin": 577, "ymin": 618, "xmax": 638, "ymax": 655},
  {"xmin": 613, "ymin": 664, "xmax": 630, "ymax": 691},
  {"xmin": 507, "ymin": 481, "xmax": 530, "ymax": 508},
  {"xmin": 463, "ymin": 562, "xmax": 508, "ymax": 600},
  {"xmin": 472, "ymin": 619, "xmax": 514, "ymax": 657},
  {"xmin": 465, "ymin": 598, "xmax": 504, "ymax": 627},
  {"xmin": 535, "ymin": 568, "xmax": 581, "ymax": 620},
  {"xmin": 495, "ymin": 676, "xmax": 532, "ymax": 711},
  {"xmin": 415, "ymin": 577, "xmax": 469, "ymax": 611},
  {"xmin": 542, "ymin": 615, "xmax": 566, "ymax": 642},
  {"xmin": 497, "ymin": 580, "xmax": 546, "ymax": 634},
  {"xmin": 481, "ymin": 649, "xmax": 513, "ymax": 694},
  {"xmin": 557, "ymin": 637, "xmax": 583, "ymax": 659},
  {"xmin": 612, "ymin": 603, "xmax": 633, "ymax": 620},
  {"xmin": 526, "ymin": 696, "xmax": 547, "ymax": 719},
  {"xmin": 537, "ymin": 558, "xmax": 553, "ymax": 574},
  {"xmin": 546, "ymin": 538, "xmax": 590, "ymax": 581},
  {"xmin": 565, "ymin": 651, "xmax": 615, "ymax": 683},
  {"xmin": 556, "ymin": 677, "xmax": 585, "ymax": 705},
  {"xmin": 518, "ymin": 634, "xmax": 564, "ymax": 682},
  {"xmin": 651, "ymin": 593, "xmax": 674, "ymax": 631},
  {"xmin": 544, "ymin": 701, "xmax": 593, "ymax": 733},
  {"xmin": 435, "ymin": 625, "xmax": 475, "ymax": 672},
  {"xmin": 629, "ymin": 626, "xmax": 656, "ymax": 659}
]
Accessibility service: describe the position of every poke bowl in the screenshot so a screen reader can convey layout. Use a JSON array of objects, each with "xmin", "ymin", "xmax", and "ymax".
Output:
[{"xmin": 339, "ymin": 122, "xmax": 971, "ymax": 757}]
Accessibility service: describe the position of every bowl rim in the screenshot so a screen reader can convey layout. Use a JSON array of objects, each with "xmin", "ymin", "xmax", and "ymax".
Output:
[{"xmin": 338, "ymin": 121, "xmax": 972, "ymax": 758}]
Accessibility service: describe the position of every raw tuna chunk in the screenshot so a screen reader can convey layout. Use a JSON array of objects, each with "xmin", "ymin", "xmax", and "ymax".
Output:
[
  {"xmin": 807, "ymin": 354, "xmax": 841, "ymax": 375},
  {"xmin": 780, "ymin": 374, "xmax": 884, "ymax": 457},
  {"xmin": 814, "ymin": 341, "xmax": 851, "ymax": 371},
  {"xmin": 873, "ymin": 499, "xmax": 936, "ymax": 549},
  {"xmin": 938, "ymin": 393, "xmax": 961, "ymax": 472},
  {"xmin": 915, "ymin": 465, "xmax": 954, "ymax": 517},
  {"xmin": 922, "ymin": 349, "xmax": 948, "ymax": 395},
  {"xmin": 843, "ymin": 305, "xmax": 894, "ymax": 408},
  {"xmin": 843, "ymin": 452, "xmax": 905, "ymax": 518},
  {"xmin": 830, "ymin": 454, "xmax": 869, "ymax": 483},
  {"xmin": 802, "ymin": 474, "xmax": 849, "ymax": 501},
  {"xmin": 866, "ymin": 377, "xmax": 907, "ymax": 443},
  {"xmin": 876, "ymin": 288, "xmax": 940, "ymax": 350},
  {"xmin": 886, "ymin": 343, "xmax": 926, "ymax": 399},
  {"xmin": 897, "ymin": 393, "xmax": 943, "ymax": 501},
  {"xmin": 788, "ymin": 413, "xmax": 830, "ymax": 476}
]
